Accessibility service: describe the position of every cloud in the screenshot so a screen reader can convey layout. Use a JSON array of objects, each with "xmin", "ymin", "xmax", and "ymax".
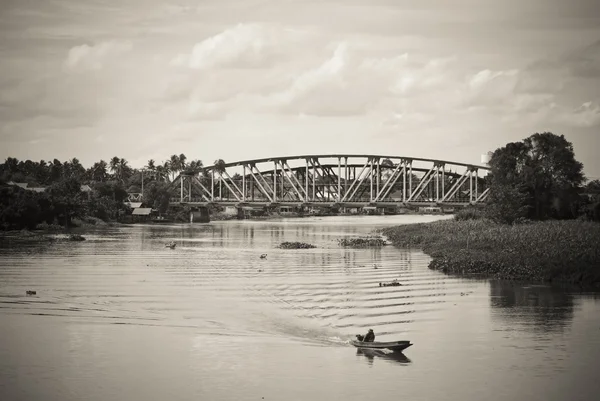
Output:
[
  {"xmin": 64, "ymin": 41, "xmax": 133, "ymax": 71},
  {"xmin": 555, "ymin": 101, "xmax": 600, "ymax": 127},
  {"xmin": 170, "ymin": 23, "xmax": 308, "ymax": 70},
  {"xmin": 260, "ymin": 44, "xmax": 453, "ymax": 117}
]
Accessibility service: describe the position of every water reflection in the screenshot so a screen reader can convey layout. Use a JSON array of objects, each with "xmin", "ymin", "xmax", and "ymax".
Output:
[
  {"xmin": 489, "ymin": 281, "xmax": 574, "ymax": 332},
  {"xmin": 356, "ymin": 348, "xmax": 412, "ymax": 365}
]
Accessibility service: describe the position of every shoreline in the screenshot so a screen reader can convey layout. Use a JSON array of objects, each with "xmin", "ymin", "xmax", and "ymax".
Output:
[{"xmin": 381, "ymin": 219, "xmax": 600, "ymax": 288}]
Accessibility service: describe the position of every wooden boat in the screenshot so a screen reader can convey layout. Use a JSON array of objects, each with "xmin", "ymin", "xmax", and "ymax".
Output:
[{"xmin": 351, "ymin": 339, "xmax": 413, "ymax": 352}]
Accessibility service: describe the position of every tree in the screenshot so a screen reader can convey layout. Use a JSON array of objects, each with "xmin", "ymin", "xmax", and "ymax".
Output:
[
  {"xmin": 160, "ymin": 160, "xmax": 171, "ymax": 182},
  {"xmin": 184, "ymin": 159, "xmax": 203, "ymax": 175},
  {"xmin": 46, "ymin": 177, "xmax": 85, "ymax": 227},
  {"xmin": 109, "ymin": 156, "xmax": 120, "ymax": 178},
  {"xmin": 143, "ymin": 181, "xmax": 172, "ymax": 214},
  {"xmin": 0, "ymin": 186, "xmax": 43, "ymax": 230},
  {"xmin": 169, "ymin": 154, "xmax": 181, "ymax": 181},
  {"xmin": 65, "ymin": 157, "xmax": 85, "ymax": 180},
  {"xmin": 50, "ymin": 159, "xmax": 63, "ymax": 181},
  {"xmin": 88, "ymin": 160, "xmax": 108, "ymax": 182},
  {"xmin": 585, "ymin": 180, "xmax": 600, "ymax": 197},
  {"xmin": 487, "ymin": 132, "xmax": 585, "ymax": 222},
  {"xmin": 213, "ymin": 159, "xmax": 226, "ymax": 199}
]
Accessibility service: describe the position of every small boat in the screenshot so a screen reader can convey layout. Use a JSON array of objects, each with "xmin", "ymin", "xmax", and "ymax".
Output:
[
  {"xmin": 351, "ymin": 338, "xmax": 413, "ymax": 352},
  {"xmin": 166, "ymin": 242, "xmax": 176, "ymax": 249}
]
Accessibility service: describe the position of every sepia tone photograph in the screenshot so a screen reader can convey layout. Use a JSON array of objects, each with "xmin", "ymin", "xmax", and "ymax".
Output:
[{"xmin": 1, "ymin": 1, "xmax": 599, "ymax": 400}]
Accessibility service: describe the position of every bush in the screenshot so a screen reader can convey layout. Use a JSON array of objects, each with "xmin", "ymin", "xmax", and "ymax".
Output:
[
  {"xmin": 35, "ymin": 222, "xmax": 64, "ymax": 231},
  {"xmin": 454, "ymin": 207, "xmax": 486, "ymax": 221}
]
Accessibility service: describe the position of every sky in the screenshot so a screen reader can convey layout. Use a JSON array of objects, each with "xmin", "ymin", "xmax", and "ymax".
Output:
[{"xmin": 1, "ymin": 0, "xmax": 599, "ymax": 178}]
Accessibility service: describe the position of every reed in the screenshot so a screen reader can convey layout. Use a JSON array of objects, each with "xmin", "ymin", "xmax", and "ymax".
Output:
[{"xmin": 381, "ymin": 219, "xmax": 600, "ymax": 286}]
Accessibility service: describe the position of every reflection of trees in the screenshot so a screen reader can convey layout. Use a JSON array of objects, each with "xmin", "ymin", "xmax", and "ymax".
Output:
[{"xmin": 489, "ymin": 280, "xmax": 574, "ymax": 332}]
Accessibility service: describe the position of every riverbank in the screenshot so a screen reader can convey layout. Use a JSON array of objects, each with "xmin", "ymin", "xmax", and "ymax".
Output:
[
  {"xmin": 0, "ymin": 217, "xmax": 124, "ymax": 245},
  {"xmin": 381, "ymin": 219, "xmax": 600, "ymax": 287}
]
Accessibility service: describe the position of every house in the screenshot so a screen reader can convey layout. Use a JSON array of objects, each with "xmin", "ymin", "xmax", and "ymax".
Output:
[
  {"xmin": 131, "ymin": 207, "xmax": 154, "ymax": 222},
  {"xmin": 125, "ymin": 202, "xmax": 144, "ymax": 209},
  {"xmin": 6, "ymin": 182, "xmax": 95, "ymax": 197}
]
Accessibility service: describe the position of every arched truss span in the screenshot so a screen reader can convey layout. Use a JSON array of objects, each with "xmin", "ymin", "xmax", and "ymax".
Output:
[{"xmin": 170, "ymin": 155, "xmax": 491, "ymax": 207}]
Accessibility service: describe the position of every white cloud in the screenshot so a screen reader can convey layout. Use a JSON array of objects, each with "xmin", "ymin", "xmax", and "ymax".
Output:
[
  {"xmin": 64, "ymin": 41, "xmax": 133, "ymax": 71},
  {"xmin": 170, "ymin": 23, "xmax": 308, "ymax": 70},
  {"xmin": 273, "ymin": 42, "xmax": 348, "ymax": 103}
]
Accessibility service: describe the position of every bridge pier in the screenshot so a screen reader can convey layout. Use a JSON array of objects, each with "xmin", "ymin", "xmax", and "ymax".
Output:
[{"xmin": 189, "ymin": 207, "xmax": 210, "ymax": 223}]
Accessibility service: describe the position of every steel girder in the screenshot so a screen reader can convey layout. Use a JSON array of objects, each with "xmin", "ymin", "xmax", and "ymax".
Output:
[{"xmin": 170, "ymin": 155, "xmax": 490, "ymax": 206}]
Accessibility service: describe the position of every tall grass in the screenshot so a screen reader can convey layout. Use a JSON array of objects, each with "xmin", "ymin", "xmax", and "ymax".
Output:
[{"xmin": 381, "ymin": 219, "xmax": 600, "ymax": 286}]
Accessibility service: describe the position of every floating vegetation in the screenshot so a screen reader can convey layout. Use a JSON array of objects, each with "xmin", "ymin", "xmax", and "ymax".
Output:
[
  {"xmin": 337, "ymin": 236, "xmax": 388, "ymax": 247},
  {"xmin": 379, "ymin": 280, "xmax": 402, "ymax": 287},
  {"xmin": 278, "ymin": 241, "xmax": 316, "ymax": 249},
  {"xmin": 382, "ymin": 219, "xmax": 600, "ymax": 287}
]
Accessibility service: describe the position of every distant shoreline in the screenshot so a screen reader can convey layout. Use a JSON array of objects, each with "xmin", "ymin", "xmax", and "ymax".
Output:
[{"xmin": 381, "ymin": 219, "xmax": 600, "ymax": 288}]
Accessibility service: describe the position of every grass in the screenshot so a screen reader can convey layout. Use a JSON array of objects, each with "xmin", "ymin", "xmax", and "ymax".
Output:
[{"xmin": 381, "ymin": 219, "xmax": 600, "ymax": 287}]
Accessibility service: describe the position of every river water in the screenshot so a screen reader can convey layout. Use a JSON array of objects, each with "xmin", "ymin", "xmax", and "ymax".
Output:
[{"xmin": 1, "ymin": 215, "xmax": 599, "ymax": 401}]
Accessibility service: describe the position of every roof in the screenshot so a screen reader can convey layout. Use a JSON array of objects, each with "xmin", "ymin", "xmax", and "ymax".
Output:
[
  {"xmin": 132, "ymin": 208, "xmax": 153, "ymax": 215},
  {"xmin": 126, "ymin": 202, "xmax": 143, "ymax": 208},
  {"xmin": 5, "ymin": 182, "xmax": 94, "ymax": 193},
  {"xmin": 8, "ymin": 182, "xmax": 29, "ymax": 188}
]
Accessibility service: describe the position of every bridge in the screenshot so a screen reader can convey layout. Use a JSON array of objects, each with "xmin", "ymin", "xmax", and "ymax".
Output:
[{"xmin": 166, "ymin": 155, "xmax": 490, "ymax": 211}]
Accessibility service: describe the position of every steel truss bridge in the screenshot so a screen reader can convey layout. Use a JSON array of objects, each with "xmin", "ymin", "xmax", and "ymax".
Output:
[{"xmin": 168, "ymin": 155, "xmax": 490, "ymax": 209}]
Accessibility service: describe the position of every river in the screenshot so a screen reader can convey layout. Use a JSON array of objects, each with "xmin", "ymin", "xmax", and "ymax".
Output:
[{"xmin": 1, "ymin": 215, "xmax": 599, "ymax": 401}]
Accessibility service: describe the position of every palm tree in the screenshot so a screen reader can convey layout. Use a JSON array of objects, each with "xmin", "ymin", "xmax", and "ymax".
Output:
[
  {"xmin": 184, "ymin": 159, "xmax": 203, "ymax": 175},
  {"xmin": 155, "ymin": 165, "xmax": 166, "ymax": 182},
  {"xmin": 118, "ymin": 158, "xmax": 131, "ymax": 183},
  {"xmin": 69, "ymin": 157, "xmax": 85, "ymax": 180},
  {"xmin": 169, "ymin": 154, "xmax": 180, "ymax": 181},
  {"xmin": 162, "ymin": 160, "xmax": 172, "ymax": 182},
  {"xmin": 144, "ymin": 159, "xmax": 156, "ymax": 182},
  {"xmin": 109, "ymin": 157, "xmax": 120, "ymax": 179},
  {"xmin": 213, "ymin": 159, "xmax": 226, "ymax": 199},
  {"xmin": 89, "ymin": 160, "xmax": 108, "ymax": 182}
]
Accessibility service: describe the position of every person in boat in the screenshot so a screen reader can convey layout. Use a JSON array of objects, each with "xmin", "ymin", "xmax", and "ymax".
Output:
[{"xmin": 363, "ymin": 329, "xmax": 375, "ymax": 342}]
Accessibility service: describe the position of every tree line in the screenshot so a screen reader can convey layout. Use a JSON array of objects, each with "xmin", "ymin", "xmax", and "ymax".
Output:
[
  {"xmin": 1, "ymin": 133, "xmax": 599, "ymax": 231},
  {"xmin": 0, "ymin": 154, "xmax": 213, "ymax": 230}
]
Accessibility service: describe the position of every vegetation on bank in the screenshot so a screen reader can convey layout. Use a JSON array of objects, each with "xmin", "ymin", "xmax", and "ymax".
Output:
[
  {"xmin": 381, "ymin": 219, "xmax": 600, "ymax": 286},
  {"xmin": 0, "ymin": 154, "xmax": 206, "ymax": 231},
  {"xmin": 380, "ymin": 132, "xmax": 600, "ymax": 287}
]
